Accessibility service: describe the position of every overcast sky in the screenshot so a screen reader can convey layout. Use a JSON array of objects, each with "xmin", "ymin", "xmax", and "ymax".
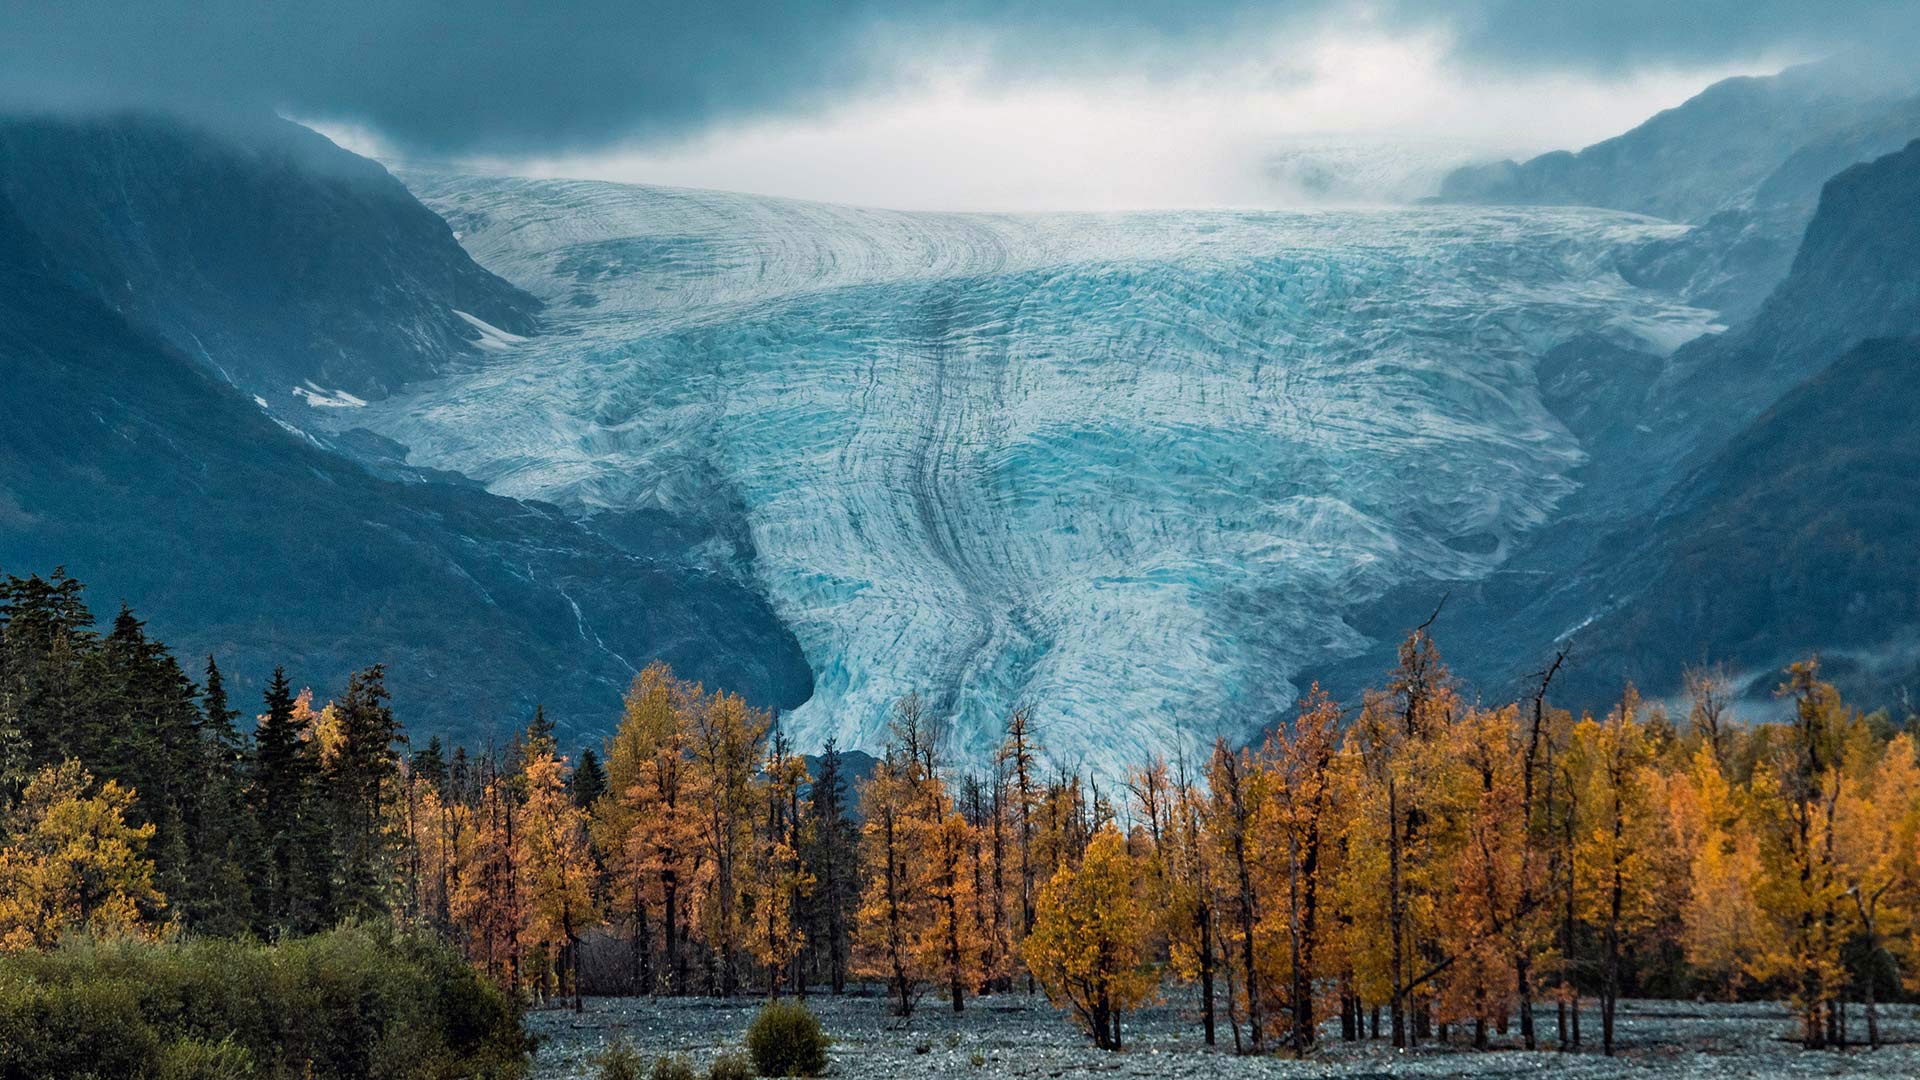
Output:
[{"xmin": 4, "ymin": 1, "xmax": 1917, "ymax": 210}]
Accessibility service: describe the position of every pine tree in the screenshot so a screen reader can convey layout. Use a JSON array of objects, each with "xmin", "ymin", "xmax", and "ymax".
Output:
[{"xmin": 186, "ymin": 655, "xmax": 254, "ymax": 935}]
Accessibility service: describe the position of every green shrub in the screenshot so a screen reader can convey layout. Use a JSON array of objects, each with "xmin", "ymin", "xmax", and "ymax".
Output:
[
  {"xmin": 706, "ymin": 1050, "xmax": 752, "ymax": 1080},
  {"xmin": 649, "ymin": 1053, "xmax": 698, "ymax": 1080},
  {"xmin": 155, "ymin": 1035, "xmax": 257, "ymax": 1080},
  {"xmin": 0, "ymin": 924, "xmax": 528, "ymax": 1080},
  {"xmin": 595, "ymin": 1038, "xmax": 645, "ymax": 1080},
  {"xmin": 744, "ymin": 1000, "xmax": 828, "ymax": 1077}
]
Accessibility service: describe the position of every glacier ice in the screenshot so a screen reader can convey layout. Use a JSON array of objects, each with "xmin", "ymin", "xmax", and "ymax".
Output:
[{"xmin": 362, "ymin": 173, "xmax": 1720, "ymax": 773}]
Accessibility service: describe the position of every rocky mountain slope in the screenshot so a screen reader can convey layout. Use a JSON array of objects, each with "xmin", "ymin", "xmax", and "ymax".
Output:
[
  {"xmin": 0, "ymin": 117, "xmax": 810, "ymax": 743},
  {"xmin": 1354, "ymin": 139, "xmax": 1920, "ymax": 709},
  {"xmin": 0, "ymin": 113, "xmax": 540, "ymax": 404}
]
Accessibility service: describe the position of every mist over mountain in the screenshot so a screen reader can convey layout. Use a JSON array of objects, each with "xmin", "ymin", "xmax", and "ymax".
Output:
[
  {"xmin": 1439, "ymin": 55, "xmax": 1920, "ymax": 319},
  {"xmin": 0, "ymin": 113, "xmax": 540, "ymax": 405}
]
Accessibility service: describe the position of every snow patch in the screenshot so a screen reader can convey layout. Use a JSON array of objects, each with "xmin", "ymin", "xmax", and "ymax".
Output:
[
  {"xmin": 453, "ymin": 309, "xmax": 529, "ymax": 352},
  {"xmin": 291, "ymin": 382, "xmax": 368, "ymax": 408}
]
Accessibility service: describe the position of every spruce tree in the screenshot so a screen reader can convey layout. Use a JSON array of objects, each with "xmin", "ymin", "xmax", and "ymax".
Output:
[
  {"xmin": 807, "ymin": 739, "xmax": 860, "ymax": 993},
  {"xmin": 251, "ymin": 666, "xmax": 309, "ymax": 932},
  {"xmin": 188, "ymin": 655, "xmax": 255, "ymax": 934},
  {"xmin": 571, "ymin": 746, "xmax": 607, "ymax": 809},
  {"xmin": 328, "ymin": 664, "xmax": 400, "ymax": 920}
]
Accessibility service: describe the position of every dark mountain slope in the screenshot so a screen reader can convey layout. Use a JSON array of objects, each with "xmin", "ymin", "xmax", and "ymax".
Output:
[
  {"xmin": 1335, "ymin": 139, "xmax": 1920, "ymax": 712},
  {"xmin": 0, "ymin": 112, "xmax": 540, "ymax": 404},
  {"xmin": 1570, "ymin": 336, "xmax": 1920, "ymax": 698},
  {"xmin": 0, "ymin": 193, "xmax": 811, "ymax": 742}
]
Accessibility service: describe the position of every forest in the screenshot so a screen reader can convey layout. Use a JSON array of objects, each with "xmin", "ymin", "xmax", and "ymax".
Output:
[{"xmin": 2, "ymin": 566, "xmax": 1916, "ymax": 1062}]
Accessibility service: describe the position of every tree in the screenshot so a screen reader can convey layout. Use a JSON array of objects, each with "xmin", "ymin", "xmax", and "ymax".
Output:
[
  {"xmin": 0, "ymin": 760, "xmax": 164, "ymax": 949},
  {"xmin": 855, "ymin": 704, "xmax": 946, "ymax": 1016},
  {"xmin": 1026, "ymin": 827, "xmax": 1153, "ymax": 1050},
  {"xmin": 749, "ymin": 726, "xmax": 812, "ymax": 996},
  {"xmin": 326, "ymin": 665, "xmax": 401, "ymax": 920},
  {"xmin": 1746, "ymin": 660, "xmax": 1853, "ymax": 1049},
  {"xmin": 571, "ymin": 747, "xmax": 607, "ymax": 809},
  {"xmin": 518, "ymin": 737, "xmax": 596, "ymax": 1009},
  {"xmin": 688, "ymin": 685, "xmax": 769, "ymax": 995},
  {"xmin": 1000, "ymin": 707, "xmax": 1041, "ymax": 970},
  {"xmin": 1833, "ymin": 732, "xmax": 1919, "ymax": 1047},
  {"xmin": 805, "ymin": 739, "xmax": 860, "ymax": 994},
  {"xmin": 1205, "ymin": 738, "xmax": 1266, "ymax": 1053},
  {"xmin": 1676, "ymin": 745, "xmax": 1762, "ymax": 998},
  {"xmin": 1267, "ymin": 685, "xmax": 1340, "ymax": 1055},
  {"xmin": 250, "ymin": 667, "xmax": 318, "ymax": 933},
  {"xmin": 1567, "ymin": 692, "xmax": 1660, "ymax": 1056}
]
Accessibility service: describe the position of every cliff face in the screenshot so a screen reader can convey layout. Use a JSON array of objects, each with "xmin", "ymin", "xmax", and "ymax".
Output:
[{"xmin": 0, "ymin": 113, "xmax": 540, "ymax": 403}]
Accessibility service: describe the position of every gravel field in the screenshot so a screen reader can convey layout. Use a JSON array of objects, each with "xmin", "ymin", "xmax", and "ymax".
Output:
[{"xmin": 526, "ymin": 992, "xmax": 1920, "ymax": 1078}]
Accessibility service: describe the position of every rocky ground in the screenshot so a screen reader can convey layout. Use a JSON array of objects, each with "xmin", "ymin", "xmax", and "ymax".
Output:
[{"xmin": 526, "ymin": 991, "xmax": 1920, "ymax": 1078}]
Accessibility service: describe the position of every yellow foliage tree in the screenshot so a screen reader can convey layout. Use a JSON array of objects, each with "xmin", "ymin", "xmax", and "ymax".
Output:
[
  {"xmin": 518, "ymin": 743, "xmax": 597, "ymax": 1009},
  {"xmin": 0, "ymin": 760, "xmax": 165, "ymax": 950},
  {"xmin": 1026, "ymin": 827, "xmax": 1153, "ymax": 1050}
]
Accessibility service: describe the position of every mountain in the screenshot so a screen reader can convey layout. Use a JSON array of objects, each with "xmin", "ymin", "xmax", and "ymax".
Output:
[
  {"xmin": 0, "ymin": 118, "xmax": 811, "ymax": 743},
  {"xmin": 0, "ymin": 112, "xmax": 540, "ymax": 405},
  {"xmin": 1355, "ymin": 139, "xmax": 1920, "ymax": 711},
  {"xmin": 1439, "ymin": 57, "xmax": 1920, "ymax": 320}
]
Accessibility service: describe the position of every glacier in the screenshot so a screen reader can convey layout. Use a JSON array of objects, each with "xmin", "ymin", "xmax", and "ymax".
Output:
[{"xmin": 355, "ymin": 172, "xmax": 1720, "ymax": 772}]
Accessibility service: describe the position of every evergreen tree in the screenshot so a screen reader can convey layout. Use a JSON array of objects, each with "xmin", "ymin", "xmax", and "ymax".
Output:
[
  {"xmin": 807, "ymin": 740, "xmax": 859, "ymax": 994},
  {"xmin": 328, "ymin": 664, "xmax": 401, "ymax": 920},
  {"xmin": 251, "ymin": 668, "xmax": 301, "ymax": 930},
  {"xmin": 187, "ymin": 656, "xmax": 255, "ymax": 935},
  {"xmin": 571, "ymin": 746, "xmax": 606, "ymax": 809}
]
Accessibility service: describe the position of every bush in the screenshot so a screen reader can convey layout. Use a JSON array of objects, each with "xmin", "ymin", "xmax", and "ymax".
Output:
[
  {"xmin": 744, "ymin": 1000, "xmax": 828, "ymax": 1077},
  {"xmin": 595, "ymin": 1038, "xmax": 645, "ymax": 1080},
  {"xmin": 0, "ymin": 924, "xmax": 528, "ymax": 1080},
  {"xmin": 648, "ymin": 1054, "xmax": 697, "ymax": 1080},
  {"xmin": 706, "ymin": 1051, "xmax": 752, "ymax": 1080}
]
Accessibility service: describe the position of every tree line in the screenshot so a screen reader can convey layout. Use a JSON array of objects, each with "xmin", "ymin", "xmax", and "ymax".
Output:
[{"xmin": 3, "ymin": 567, "xmax": 1918, "ymax": 1055}]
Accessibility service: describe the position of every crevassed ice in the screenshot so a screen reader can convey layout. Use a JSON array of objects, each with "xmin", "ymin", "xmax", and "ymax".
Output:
[{"xmin": 372, "ymin": 173, "xmax": 1718, "ymax": 773}]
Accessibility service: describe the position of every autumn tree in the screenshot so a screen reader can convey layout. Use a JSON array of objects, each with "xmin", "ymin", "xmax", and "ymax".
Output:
[
  {"xmin": 1675, "ymin": 745, "xmax": 1763, "ymax": 998},
  {"xmin": 518, "ymin": 732, "xmax": 596, "ymax": 1009},
  {"xmin": 0, "ymin": 760, "xmax": 165, "ymax": 949},
  {"xmin": 594, "ymin": 662, "xmax": 699, "ymax": 994},
  {"xmin": 855, "ymin": 699, "xmax": 945, "ymax": 1016},
  {"xmin": 750, "ymin": 725, "xmax": 813, "ymax": 996},
  {"xmin": 689, "ymin": 685, "xmax": 769, "ymax": 995},
  {"xmin": 1026, "ymin": 827, "xmax": 1153, "ymax": 1050},
  {"xmin": 1833, "ymin": 732, "xmax": 1919, "ymax": 1046},
  {"xmin": 1746, "ymin": 660, "xmax": 1853, "ymax": 1049}
]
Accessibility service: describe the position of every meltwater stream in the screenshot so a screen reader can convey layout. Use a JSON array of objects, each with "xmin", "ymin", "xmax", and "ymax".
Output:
[{"xmin": 359, "ymin": 174, "xmax": 1719, "ymax": 771}]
